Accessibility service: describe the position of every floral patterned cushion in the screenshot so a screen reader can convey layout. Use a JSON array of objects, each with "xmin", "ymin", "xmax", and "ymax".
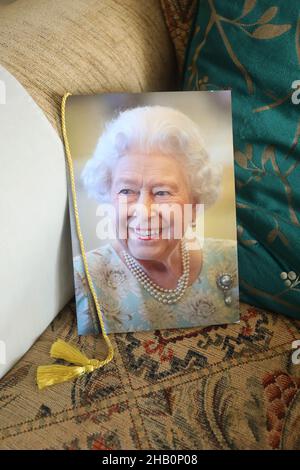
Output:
[{"xmin": 162, "ymin": 0, "xmax": 300, "ymax": 318}]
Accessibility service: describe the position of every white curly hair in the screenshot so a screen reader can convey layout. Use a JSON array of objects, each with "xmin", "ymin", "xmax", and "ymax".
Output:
[{"xmin": 81, "ymin": 105, "xmax": 222, "ymax": 208}]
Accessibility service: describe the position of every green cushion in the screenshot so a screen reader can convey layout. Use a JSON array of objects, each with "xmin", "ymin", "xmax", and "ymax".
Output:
[{"xmin": 182, "ymin": 0, "xmax": 300, "ymax": 318}]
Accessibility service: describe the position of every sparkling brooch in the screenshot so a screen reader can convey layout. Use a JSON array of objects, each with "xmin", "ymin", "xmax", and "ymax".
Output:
[{"xmin": 216, "ymin": 272, "xmax": 233, "ymax": 306}]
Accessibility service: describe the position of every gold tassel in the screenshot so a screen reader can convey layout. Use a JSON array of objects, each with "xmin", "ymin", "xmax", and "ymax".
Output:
[
  {"xmin": 37, "ymin": 339, "xmax": 112, "ymax": 390},
  {"xmin": 50, "ymin": 339, "xmax": 98, "ymax": 366},
  {"xmin": 37, "ymin": 364, "xmax": 89, "ymax": 389},
  {"xmin": 36, "ymin": 92, "xmax": 114, "ymax": 390}
]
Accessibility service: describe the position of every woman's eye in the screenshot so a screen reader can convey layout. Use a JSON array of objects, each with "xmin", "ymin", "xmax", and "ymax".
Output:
[
  {"xmin": 119, "ymin": 189, "xmax": 135, "ymax": 195},
  {"xmin": 155, "ymin": 190, "xmax": 171, "ymax": 196}
]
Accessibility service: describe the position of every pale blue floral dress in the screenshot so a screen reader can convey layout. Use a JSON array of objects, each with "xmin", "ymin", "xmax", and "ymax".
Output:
[{"xmin": 73, "ymin": 237, "xmax": 240, "ymax": 335}]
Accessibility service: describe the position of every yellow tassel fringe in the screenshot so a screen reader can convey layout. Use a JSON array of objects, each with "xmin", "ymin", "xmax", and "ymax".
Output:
[
  {"xmin": 37, "ymin": 365, "xmax": 90, "ymax": 389},
  {"xmin": 37, "ymin": 339, "xmax": 114, "ymax": 389},
  {"xmin": 36, "ymin": 93, "xmax": 114, "ymax": 390}
]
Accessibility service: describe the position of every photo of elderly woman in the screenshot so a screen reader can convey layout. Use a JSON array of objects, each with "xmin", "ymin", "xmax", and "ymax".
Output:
[{"xmin": 65, "ymin": 91, "xmax": 240, "ymax": 334}]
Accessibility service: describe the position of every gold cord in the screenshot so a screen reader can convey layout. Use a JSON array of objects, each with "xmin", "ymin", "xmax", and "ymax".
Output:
[{"xmin": 36, "ymin": 93, "xmax": 114, "ymax": 390}]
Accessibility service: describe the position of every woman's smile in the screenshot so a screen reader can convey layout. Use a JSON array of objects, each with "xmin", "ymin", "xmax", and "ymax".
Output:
[{"xmin": 130, "ymin": 226, "xmax": 161, "ymax": 240}]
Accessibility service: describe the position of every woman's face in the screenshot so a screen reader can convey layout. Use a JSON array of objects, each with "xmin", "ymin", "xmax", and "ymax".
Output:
[{"xmin": 110, "ymin": 152, "xmax": 194, "ymax": 262}]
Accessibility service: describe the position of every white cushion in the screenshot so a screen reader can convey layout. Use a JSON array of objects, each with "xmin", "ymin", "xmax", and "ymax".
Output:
[{"xmin": 0, "ymin": 65, "xmax": 73, "ymax": 379}]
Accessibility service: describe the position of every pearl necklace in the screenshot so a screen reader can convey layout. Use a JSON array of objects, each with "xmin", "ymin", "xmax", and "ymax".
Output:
[{"xmin": 122, "ymin": 239, "xmax": 190, "ymax": 304}]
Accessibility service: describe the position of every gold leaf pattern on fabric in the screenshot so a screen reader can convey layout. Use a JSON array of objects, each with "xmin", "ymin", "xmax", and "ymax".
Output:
[
  {"xmin": 241, "ymin": 0, "xmax": 257, "ymax": 19},
  {"xmin": 251, "ymin": 23, "xmax": 291, "ymax": 39},
  {"xmin": 257, "ymin": 7, "xmax": 278, "ymax": 24}
]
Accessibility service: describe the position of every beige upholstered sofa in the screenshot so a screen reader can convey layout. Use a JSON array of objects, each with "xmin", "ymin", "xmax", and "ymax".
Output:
[{"xmin": 0, "ymin": 0, "xmax": 299, "ymax": 450}]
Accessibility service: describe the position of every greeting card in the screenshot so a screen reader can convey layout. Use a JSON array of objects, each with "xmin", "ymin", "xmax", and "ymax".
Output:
[{"xmin": 64, "ymin": 91, "xmax": 240, "ymax": 335}]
